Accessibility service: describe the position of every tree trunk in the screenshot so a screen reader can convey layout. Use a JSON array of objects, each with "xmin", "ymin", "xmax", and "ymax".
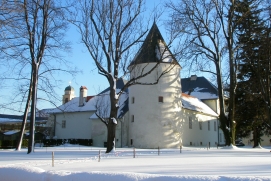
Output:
[
  {"xmin": 16, "ymin": 71, "xmax": 33, "ymax": 151},
  {"xmin": 106, "ymin": 84, "xmax": 118, "ymax": 153},
  {"xmin": 106, "ymin": 121, "xmax": 117, "ymax": 153},
  {"xmin": 28, "ymin": 67, "xmax": 38, "ymax": 154},
  {"xmin": 228, "ymin": 0, "xmax": 237, "ymax": 145},
  {"xmin": 253, "ymin": 127, "xmax": 260, "ymax": 148},
  {"xmin": 215, "ymin": 61, "xmax": 231, "ymax": 145}
]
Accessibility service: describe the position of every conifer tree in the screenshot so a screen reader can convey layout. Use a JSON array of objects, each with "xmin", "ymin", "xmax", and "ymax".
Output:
[{"xmin": 234, "ymin": 0, "xmax": 269, "ymax": 147}]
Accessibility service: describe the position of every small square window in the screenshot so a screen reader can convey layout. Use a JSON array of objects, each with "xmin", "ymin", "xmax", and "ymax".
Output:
[{"xmin": 158, "ymin": 96, "xmax": 163, "ymax": 103}]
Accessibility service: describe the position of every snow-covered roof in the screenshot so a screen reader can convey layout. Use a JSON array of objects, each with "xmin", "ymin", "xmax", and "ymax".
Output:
[
  {"xmin": 0, "ymin": 114, "xmax": 47, "ymax": 124},
  {"xmin": 181, "ymin": 76, "xmax": 218, "ymax": 100},
  {"xmin": 89, "ymin": 92, "xmax": 129, "ymax": 119},
  {"xmin": 0, "ymin": 117, "xmax": 20, "ymax": 123},
  {"xmin": 27, "ymin": 108, "xmax": 56, "ymax": 117},
  {"xmin": 3, "ymin": 130, "xmax": 20, "ymax": 135},
  {"xmin": 51, "ymin": 78, "xmax": 129, "ymax": 118},
  {"xmin": 49, "ymin": 96, "xmax": 96, "ymax": 113},
  {"xmin": 181, "ymin": 93, "xmax": 218, "ymax": 117}
]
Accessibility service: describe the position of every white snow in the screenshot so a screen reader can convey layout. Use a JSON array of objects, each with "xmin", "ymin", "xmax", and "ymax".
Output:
[
  {"xmin": 112, "ymin": 117, "xmax": 117, "ymax": 124},
  {"xmin": 89, "ymin": 91, "xmax": 128, "ymax": 119},
  {"xmin": 0, "ymin": 118, "xmax": 21, "ymax": 123},
  {"xmin": 181, "ymin": 93, "xmax": 218, "ymax": 117},
  {"xmin": 184, "ymin": 87, "xmax": 218, "ymax": 100},
  {"xmin": 1, "ymin": 145, "xmax": 271, "ymax": 181},
  {"xmin": 3, "ymin": 130, "xmax": 20, "ymax": 135},
  {"xmin": 50, "ymin": 97, "xmax": 96, "ymax": 113}
]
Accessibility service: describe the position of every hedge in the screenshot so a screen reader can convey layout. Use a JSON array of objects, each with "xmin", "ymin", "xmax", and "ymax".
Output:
[
  {"xmin": 0, "ymin": 139, "xmax": 28, "ymax": 149},
  {"xmin": 43, "ymin": 139, "xmax": 93, "ymax": 147}
]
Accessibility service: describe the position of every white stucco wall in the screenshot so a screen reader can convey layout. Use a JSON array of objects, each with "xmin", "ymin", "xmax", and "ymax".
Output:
[
  {"xmin": 90, "ymin": 119, "xmax": 107, "ymax": 147},
  {"xmin": 180, "ymin": 109, "xmax": 219, "ymax": 147},
  {"xmin": 129, "ymin": 63, "xmax": 182, "ymax": 148},
  {"xmin": 91, "ymin": 113, "xmax": 129, "ymax": 148},
  {"xmin": 53, "ymin": 111, "xmax": 93, "ymax": 139}
]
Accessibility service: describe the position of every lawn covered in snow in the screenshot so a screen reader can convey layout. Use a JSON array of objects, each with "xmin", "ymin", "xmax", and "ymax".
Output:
[{"xmin": 0, "ymin": 144, "xmax": 271, "ymax": 181}]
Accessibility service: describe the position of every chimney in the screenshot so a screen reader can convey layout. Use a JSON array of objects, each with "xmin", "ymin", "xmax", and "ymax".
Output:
[
  {"xmin": 190, "ymin": 75, "xmax": 197, "ymax": 81},
  {"xmin": 79, "ymin": 86, "xmax": 88, "ymax": 106}
]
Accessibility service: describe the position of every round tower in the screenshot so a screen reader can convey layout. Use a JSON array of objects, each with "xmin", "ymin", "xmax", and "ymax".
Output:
[
  {"xmin": 128, "ymin": 23, "xmax": 182, "ymax": 148},
  {"xmin": 62, "ymin": 85, "xmax": 75, "ymax": 104}
]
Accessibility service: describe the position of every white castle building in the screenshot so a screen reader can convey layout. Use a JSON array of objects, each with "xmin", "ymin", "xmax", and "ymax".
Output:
[{"xmin": 48, "ymin": 23, "xmax": 225, "ymax": 148}]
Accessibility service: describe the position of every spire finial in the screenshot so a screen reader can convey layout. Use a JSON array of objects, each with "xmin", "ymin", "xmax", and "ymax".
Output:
[{"xmin": 69, "ymin": 81, "xmax": 72, "ymax": 86}]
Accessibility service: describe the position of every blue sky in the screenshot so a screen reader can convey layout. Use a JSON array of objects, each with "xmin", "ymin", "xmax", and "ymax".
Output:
[
  {"xmin": 1, "ymin": 0, "xmax": 210, "ymax": 114},
  {"xmin": 50, "ymin": 0, "xmax": 172, "ymax": 102}
]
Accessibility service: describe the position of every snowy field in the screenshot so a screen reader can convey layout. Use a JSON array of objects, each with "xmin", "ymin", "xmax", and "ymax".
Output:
[{"xmin": 0, "ymin": 144, "xmax": 271, "ymax": 181}]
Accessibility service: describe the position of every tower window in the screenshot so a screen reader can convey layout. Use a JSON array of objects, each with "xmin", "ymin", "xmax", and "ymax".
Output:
[
  {"xmin": 199, "ymin": 121, "xmax": 202, "ymax": 130},
  {"xmin": 214, "ymin": 121, "xmax": 217, "ymax": 131},
  {"xmin": 62, "ymin": 120, "xmax": 66, "ymax": 128},
  {"xmin": 131, "ymin": 115, "xmax": 134, "ymax": 122},
  {"xmin": 189, "ymin": 117, "xmax": 192, "ymax": 129},
  {"xmin": 65, "ymin": 98, "xmax": 68, "ymax": 103},
  {"xmin": 158, "ymin": 96, "xmax": 163, "ymax": 103},
  {"xmin": 132, "ymin": 97, "xmax": 135, "ymax": 104},
  {"xmin": 208, "ymin": 121, "xmax": 210, "ymax": 131}
]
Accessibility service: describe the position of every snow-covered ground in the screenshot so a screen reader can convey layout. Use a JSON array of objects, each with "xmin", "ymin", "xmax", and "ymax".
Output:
[{"xmin": 1, "ymin": 144, "xmax": 271, "ymax": 181}]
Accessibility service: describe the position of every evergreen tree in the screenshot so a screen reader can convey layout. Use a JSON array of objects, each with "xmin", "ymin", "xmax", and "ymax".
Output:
[{"xmin": 234, "ymin": 0, "xmax": 270, "ymax": 147}]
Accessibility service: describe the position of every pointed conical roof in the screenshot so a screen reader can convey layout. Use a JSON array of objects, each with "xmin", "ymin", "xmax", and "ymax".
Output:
[{"xmin": 130, "ymin": 23, "xmax": 180, "ymax": 66}]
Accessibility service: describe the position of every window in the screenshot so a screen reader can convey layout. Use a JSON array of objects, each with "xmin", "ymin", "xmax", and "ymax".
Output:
[
  {"xmin": 131, "ymin": 115, "xmax": 134, "ymax": 122},
  {"xmin": 214, "ymin": 121, "xmax": 217, "ymax": 131},
  {"xmin": 132, "ymin": 97, "xmax": 135, "ymax": 104},
  {"xmin": 199, "ymin": 121, "xmax": 202, "ymax": 130},
  {"xmin": 208, "ymin": 121, "xmax": 210, "ymax": 131},
  {"xmin": 131, "ymin": 139, "xmax": 133, "ymax": 145},
  {"xmin": 158, "ymin": 96, "xmax": 163, "ymax": 103},
  {"xmin": 65, "ymin": 98, "xmax": 68, "ymax": 103},
  {"xmin": 189, "ymin": 117, "xmax": 192, "ymax": 129},
  {"xmin": 62, "ymin": 120, "xmax": 66, "ymax": 128}
]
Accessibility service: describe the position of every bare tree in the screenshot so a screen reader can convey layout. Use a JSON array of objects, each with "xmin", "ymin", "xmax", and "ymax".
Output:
[
  {"xmin": 71, "ymin": 0, "xmax": 178, "ymax": 153},
  {"xmin": 0, "ymin": 0, "xmax": 73, "ymax": 153},
  {"xmin": 215, "ymin": 0, "xmax": 238, "ymax": 145},
  {"xmin": 166, "ymin": 0, "xmax": 238, "ymax": 145}
]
